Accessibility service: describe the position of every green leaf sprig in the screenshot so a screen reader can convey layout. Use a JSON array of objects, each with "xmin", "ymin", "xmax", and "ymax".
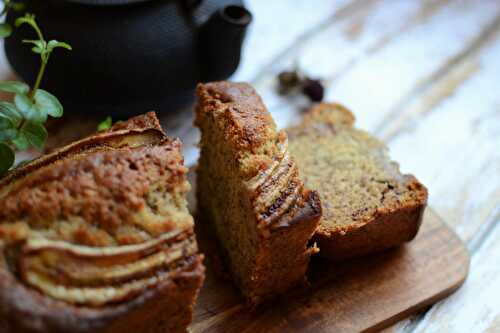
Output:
[
  {"xmin": 97, "ymin": 116, "xmax": 113, "ymax": 131},
  {"xmin": 0, "ymin": 13, "xmax": 71, "ymax": 176},
  {"xmin": 0, "ymin": 0, "xmax": 24, "ymax": 38}
]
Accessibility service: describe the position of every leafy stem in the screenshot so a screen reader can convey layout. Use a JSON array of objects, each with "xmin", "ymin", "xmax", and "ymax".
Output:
[
  {"xmin": 0, "ymin": 12, "xmax": 71, "ymax": 177},
  {"xmin": 15, "ymin": 14, "xmax": 71, "ymax": 99},
  {"xmin": 30, "ymin": 57, "xmax": 47, "ymax": 98}
]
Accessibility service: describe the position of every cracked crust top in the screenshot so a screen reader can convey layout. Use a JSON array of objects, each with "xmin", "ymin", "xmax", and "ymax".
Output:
[
  {"xmin": 195, "ymin": 82, "xmax": 277, "ymax": 154},
  {"xmin": 0, "ymin": 112, "xmax": 192, "ymax": 246},
  {"xmin": 195, "ymin": 82, "xmax": 282, "ymax": 180}
]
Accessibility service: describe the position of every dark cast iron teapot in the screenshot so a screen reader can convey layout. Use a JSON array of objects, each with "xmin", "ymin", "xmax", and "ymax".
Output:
[{"xmin": 5, "ymin": 0, "xmax": 252, "ymax": 116}]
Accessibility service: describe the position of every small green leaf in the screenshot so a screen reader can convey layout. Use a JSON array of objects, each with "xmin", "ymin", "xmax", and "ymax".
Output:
[
  {"xmin": 0, "ymin": 23, "xmax": 13, "ymax": 38},
  {"xmin": 34, "ymin": 89, "xmax": 63, "ymax": 118},
  {"xmin": 21, "ymin": 121, "xmax": 47, "ymax": 150},
  {"xmin": 14, "ymin": 93, "xmax": 32, "ymax": 112},
  {"xmin": 0, "ymin": 142, "xmax": 15, "ymax": 176},
  {"xmin": 22, "ymin": 39, "xmax": 46, "ymax": 54},
  {"xmin": 15, "ymin": 13, "xmax": 36, "ymax": 28},
  {"xmin": 0, "ymin": 81, "xmax": 30, "ymax": 94},
  {"xmin": 0, "ymin": 101, "xmax": 22, "ymax": 126},
  {"xmin": 12, "ymin": 134, "xmax": 29, "ymax": 150},
  {"xmin": 14, "ymin": 93, "xmax": 47, "ymax": 123},
  {"xmin": 47, "ymin": 40, "xmax": 72, "ymax": 52},
  {"xmin": 97, "ymin": 116, "xmax": 113, "ymax": 131},
  {"xmin": 0, "ymin": 114, "xmax": 17, "ymax": 140}
]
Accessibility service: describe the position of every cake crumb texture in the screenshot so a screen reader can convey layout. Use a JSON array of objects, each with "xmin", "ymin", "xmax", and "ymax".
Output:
[{"xmin": 288, "ymin": 103, "xmax": 428, "ymax": 260}]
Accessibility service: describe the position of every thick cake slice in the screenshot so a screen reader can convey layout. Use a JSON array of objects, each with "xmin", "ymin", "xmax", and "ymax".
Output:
[
  {"xmin": 287, "ymin": 103, "xmax": 428, "ymax": 260},
  {"xmin": 0, "ymin": 112, "xmax": 205, "ymax": 333},
  {"xmin": 195, "ymin": 82, "xmax": 321, "ymax": 305}
]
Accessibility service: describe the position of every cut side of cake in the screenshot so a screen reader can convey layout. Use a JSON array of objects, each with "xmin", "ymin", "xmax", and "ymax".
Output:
[
  {"xmin": 0, "ymin": 112, "xmax": 204, "ymax": 333},
  {"xmin": 195, "ymin": 82, "xmax": 321, "ymax": 306},
  {"xmin": 287, "ymin": 103, "xmax": 428, "ymax": 261}
]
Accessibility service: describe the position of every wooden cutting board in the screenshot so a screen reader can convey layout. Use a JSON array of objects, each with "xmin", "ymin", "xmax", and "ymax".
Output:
[{"xmin": 187, "ymin": 177, "xmax": 469, "ymax": 333}]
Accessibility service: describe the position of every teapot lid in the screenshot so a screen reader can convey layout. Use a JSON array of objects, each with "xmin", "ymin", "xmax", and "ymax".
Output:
[{"xmin": 66, "ymin": 0, "xmax": 153, "ymax": 5}]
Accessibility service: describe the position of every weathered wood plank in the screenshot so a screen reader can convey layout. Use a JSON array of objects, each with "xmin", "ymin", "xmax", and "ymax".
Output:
[
  {"xmin": 410, "ymin": 219, "xmax": 500, "ymax": 333},
  {"xmin": 253, "ymin": 0, "xmax": 453, "ymax": 118},
  {"xmin": 387, "ymin": 24, "xmax": 500, "ymax": 242},
  {"xmin": 376, "ymin": 14, "xmax": 500, "ymax": 141},
  {"xmin": 255, "ymin": 0, "xmax": 500, "ymax": 131},
  {"xmin": 232, "ymin": 0, "xmax": 356, "ymax": 81},
  {"xmin": 384, "ymin": 24, "xmax": 500, "ymax": 333}
]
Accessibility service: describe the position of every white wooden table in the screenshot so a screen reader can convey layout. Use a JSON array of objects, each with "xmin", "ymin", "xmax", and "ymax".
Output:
[{"xmin": 1, "ymin": 0, "xmax": 499, "ymax": 331}]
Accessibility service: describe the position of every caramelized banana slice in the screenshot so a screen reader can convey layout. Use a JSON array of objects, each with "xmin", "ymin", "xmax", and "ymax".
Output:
[
  {"xmin": 24, "ymin": 270, "xmax": 166, "ymax": 306},
  {"xmin": 19, "ymin": 230, "xmax": 197, "ymax": 305}
]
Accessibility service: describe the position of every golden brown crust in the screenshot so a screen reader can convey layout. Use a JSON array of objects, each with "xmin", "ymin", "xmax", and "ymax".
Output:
[
  {"xmin": 107, "ymin": 111, "xmax": 163, "ymax": 133},
  {"xmin": 0, "ymin": 112, "xmax": 204, "ymax": 332},
  {"xmin": 288, "ymin": 103, "xmax": 428, "ymax": 260},
  {"xmin": 0, "ymin": 112, "xmax": 165, "ymax": 190},
  {"xmin": 195, "ymin": 82, "xmax": 277, "ymax": 155},
  {"xmin": 0, "ymin": 112, "xmax": 192, "ymax": 246},
  {"xmin": 302, "ymin": 103, "xmax": 356, "ymax": 127},
  {"xmin": 314, "ymin": 201, "xmax": 425, "ymax": 260},
  {"xmin": 0, "ymin": 141, "xmax": 188, "ymax": 244}
]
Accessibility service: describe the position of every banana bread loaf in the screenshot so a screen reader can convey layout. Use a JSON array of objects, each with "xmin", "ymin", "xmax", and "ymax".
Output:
[
  {"xmin": 287, "ymin": 103, "xmax": 428, "ymax": 260},
  {"xmin": 0, "ymin": 112, "xmax": 205, "ymax": 333},
  {"xmin": 195, "ymin": 82, "xmax": 321, "ymax": 306}
]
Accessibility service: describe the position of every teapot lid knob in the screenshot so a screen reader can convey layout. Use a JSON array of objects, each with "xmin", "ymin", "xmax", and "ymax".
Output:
[{"xmin": 65, "ymin": 0, "xmax": 152, "ymax": 5}]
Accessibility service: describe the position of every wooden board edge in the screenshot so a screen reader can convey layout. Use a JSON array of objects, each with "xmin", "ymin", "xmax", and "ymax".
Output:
[{"xmin": 365, "ymin": 208, "xmax": 471, "ymax": 332}]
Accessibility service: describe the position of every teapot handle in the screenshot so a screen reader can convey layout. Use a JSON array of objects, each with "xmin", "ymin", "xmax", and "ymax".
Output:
[{"xmin": 198, "ymin": 4, "xmax": 252, "ymax": 81}]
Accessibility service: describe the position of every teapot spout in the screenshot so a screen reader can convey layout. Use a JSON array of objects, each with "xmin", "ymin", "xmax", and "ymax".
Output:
[{"xmin": 198, "ymin": 5, "xmax": 252, "ymax": 81}]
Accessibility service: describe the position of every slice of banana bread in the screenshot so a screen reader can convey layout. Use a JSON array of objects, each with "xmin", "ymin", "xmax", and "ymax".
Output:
[
  {"xmin": 0, "ymin": 112, "xmax": 204, "ymax": 333},
  {"xmin": 195, "ymin": 82, "xmax": 321, "ymax": 306},
  {"xmin": 288, "ymin": 103, "xmax": 428, "ymax": 260}
]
